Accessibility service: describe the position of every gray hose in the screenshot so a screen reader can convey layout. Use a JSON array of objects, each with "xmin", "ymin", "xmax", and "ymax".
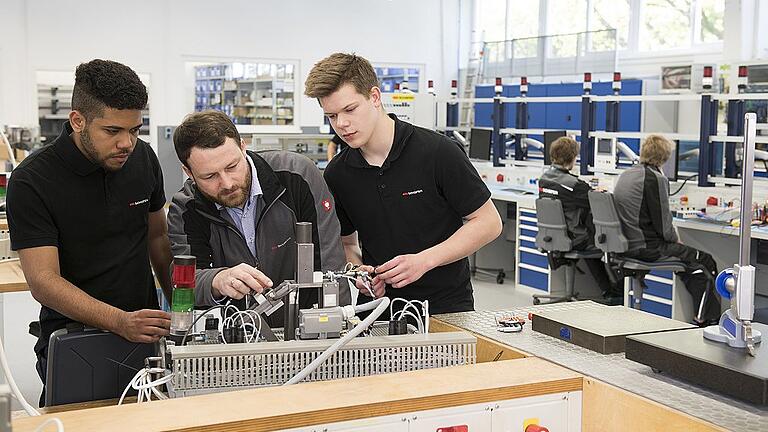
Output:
[{"xmin": 284, "ymin": 296, "xmax": 390, "ymax": 385}]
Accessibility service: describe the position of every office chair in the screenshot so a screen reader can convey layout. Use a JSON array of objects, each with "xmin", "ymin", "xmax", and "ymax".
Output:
[
  {"xmin": 587, "ymin": 190, "xmax": 711, "ymax": 321},
  {"xmin": 532, "ymin": 197, "xmax": 603, "ymax": 305}
]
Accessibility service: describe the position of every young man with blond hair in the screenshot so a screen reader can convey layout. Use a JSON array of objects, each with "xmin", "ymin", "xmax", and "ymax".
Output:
[
  {"xmin": 305, "ymin": 53, "xmax": 502, "ymax": 314},
  {"xmin": 613, "ymin": 134, "xmax": 721, "ymax": 324},
  {"xmin": 538, "ymin": 137, "xmax": 621, "ymax": 302}
]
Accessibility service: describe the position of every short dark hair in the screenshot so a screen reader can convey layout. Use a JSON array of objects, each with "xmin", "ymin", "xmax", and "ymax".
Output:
[
  {"xmin": 71, "ymin": 59, "xmax": 148, "ymax": 121},
  {"xmin": 173, "ymin": 110, "xmax": 241, "ymax": 166}
]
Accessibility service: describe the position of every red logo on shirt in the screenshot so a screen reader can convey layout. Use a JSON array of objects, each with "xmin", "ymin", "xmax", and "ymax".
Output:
[{"xmin": 321, "ymin": 199, "xmax": 332, "ymax": 212}]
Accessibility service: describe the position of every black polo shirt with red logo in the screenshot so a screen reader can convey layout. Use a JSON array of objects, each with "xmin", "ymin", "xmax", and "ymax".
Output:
[
  {"xmin": 323, "ymin": 114, "xmax": 491, "ymax": 313},
  {"xmin": 7, "ymin": 121, "xmax": 165, "ymax": 355}
]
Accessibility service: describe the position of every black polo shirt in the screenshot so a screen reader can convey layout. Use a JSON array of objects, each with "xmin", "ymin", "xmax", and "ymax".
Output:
[
  {"xmin": 324, "ymin": 114, "xmax": 490, "ymax": 313},
  {"xmin": 7, "ymin": 121, "xmax": 165, "ymax": 353}
]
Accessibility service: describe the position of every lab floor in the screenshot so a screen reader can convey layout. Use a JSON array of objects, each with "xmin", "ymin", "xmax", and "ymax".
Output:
[{"xmin": 471, "ymin": 273, "xmax": 534, "ymax": 311}]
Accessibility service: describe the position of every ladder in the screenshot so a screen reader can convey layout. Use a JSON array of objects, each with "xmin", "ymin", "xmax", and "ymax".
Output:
[{"xmin": 460, "ymin": 43, "xmax": 485, "ymax": 128}]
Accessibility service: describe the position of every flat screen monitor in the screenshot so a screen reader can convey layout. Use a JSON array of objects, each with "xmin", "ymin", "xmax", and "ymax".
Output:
[
  {"xmin": 469, "ymin": 128, "xmax": 492, "ymax": 161},
  {"xmin": 596, "ymin": 138, "xmax": 614, "ymax": 155},
  {"xmin": 543, "ymin": 131, "xmax": 567, "ymax": 166},
  {"xmin": 660, "ymin": 65, "xmax": 692, "ymax": 93},
  {"xmin": 658, "ymin": 140, "xmax": 680, "ymax": 182}
]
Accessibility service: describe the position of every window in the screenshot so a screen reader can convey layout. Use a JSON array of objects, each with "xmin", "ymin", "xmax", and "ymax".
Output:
[
  {"xmin": 507, "ymin": 1, "xmax": 540, "ymax": 40},
  {"xmin": 194, "ymin": 62, "xmax": 296, "ymax": 126},
  {"xmin": 476, "ymin": 0, "xmax": 507, "ymax": 42},
  {"xmin": 547, "ymin": 0, "xmax": 587, "ymax": 58},
  {"xmin": 589, "ymin": 0, "xmax": 630, "ymax": 50},
  {"xmin": 699, "ymin": 0, "xmax": 725, "ymax": 43},
  {"xmin": 639, "ymin": 0, "xmax": 693, "ymax": 51}
]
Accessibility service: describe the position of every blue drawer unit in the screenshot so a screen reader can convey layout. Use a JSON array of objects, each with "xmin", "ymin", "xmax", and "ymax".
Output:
[
  {"xmin": 648, "ymin": 269, "xmax": 674, "ymax": 280},
  {"xmin": 629, "ymin": 294, "xmax": 673, "ymax": 318},
  {"xmin": 520, "ymin": 251, "xmax": 548, "ymax": 268},
  {"xmin": 519, "ymin": 267, "xmax": 549, "ymax": 292},
  {"xmin": 642, "ymin": 276, "xmax": 674, "ymax": 301},
  {"xmin": 517, "ymin": 207, "xmax": 549, "ymax": 292}
]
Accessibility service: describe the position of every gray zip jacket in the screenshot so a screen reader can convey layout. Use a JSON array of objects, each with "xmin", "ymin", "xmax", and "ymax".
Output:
[
  {"xmin": 168, "ymin": 150, "xmax": 347, "ymax": 315},
  {"xmin": 613, "ymin": 163, "xmax": 678, "ymax": 251}
]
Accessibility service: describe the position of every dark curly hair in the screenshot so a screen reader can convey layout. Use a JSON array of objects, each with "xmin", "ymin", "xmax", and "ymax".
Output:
[{"xmin": 72, "ymin": 59, "xmax": 148, "ymax": 120}]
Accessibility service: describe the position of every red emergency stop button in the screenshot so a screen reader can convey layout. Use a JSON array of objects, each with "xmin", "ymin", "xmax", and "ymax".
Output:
[
  {"xmin": 496, "ymin": 173, "xmax": 504, "ymax": 182},
  {"xmin": 526, "ymin": 425, "xmax": 550, "ymax": 432}
]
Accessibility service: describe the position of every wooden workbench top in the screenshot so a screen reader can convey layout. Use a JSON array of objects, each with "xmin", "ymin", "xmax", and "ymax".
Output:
[
  {"xmin": 0, "ymin": 259, "xmax": 27, "ymax": 293},
  {"xmin": 13, "ymin": 358, "xmax": 582, "ymax": 432}
]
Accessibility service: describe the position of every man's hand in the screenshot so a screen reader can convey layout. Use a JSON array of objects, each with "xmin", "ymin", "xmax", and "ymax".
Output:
[
  {"xmin": 212, "ymin": 263, "xmax": 273, "ymax": 300},
  {"xmin": 376, "ymin": 253, "xmax": 433, "ymax": 289},
  {"xmin": 355, "ymin": 265, "xmax": 386, "ymax": 298},
  {"xmin": 115, "ymin": 309, "xmax": 171, "ymax": 343}
]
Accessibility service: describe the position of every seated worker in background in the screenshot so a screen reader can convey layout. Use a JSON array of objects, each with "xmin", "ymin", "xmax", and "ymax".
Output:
[
  {"xmin": 538, "ymin": 137, "xmax": 622, "ymax": 302},
  {"xmin": 168, "ymin": 110, "xmax": 347, "ymax": 325},
  {"xmin": 305, "ymin": 52, "xmax": 502, "ymax": 315},
  {"xmin": 613, "ymin": 134, "xmax": 721, "ymax": 325},
  {"xmin": 7, "ymin": 59, "xmax": 173, "ymax": 402}
]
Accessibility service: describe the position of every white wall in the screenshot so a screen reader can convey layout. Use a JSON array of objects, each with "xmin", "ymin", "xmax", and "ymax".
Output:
[
  {"xmin": 0, "ymin": 0, "xmax": 461, "ymax": 409},
  {"xmin": 1, "ymin": 0, "xmax": 462, "ymax": 141}
]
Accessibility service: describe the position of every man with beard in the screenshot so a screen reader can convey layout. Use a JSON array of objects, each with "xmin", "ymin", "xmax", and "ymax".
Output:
[
  {"xmin": 167, "ymin": 110, "xmax": 347, "ymax": 324},
  {"xmin": 6, "ymin": 59, "xmax": 173, "ymax": 402}
]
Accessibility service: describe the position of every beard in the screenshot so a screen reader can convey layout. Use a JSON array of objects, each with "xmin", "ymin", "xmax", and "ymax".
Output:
[
  {"xmin": 199, "ymin": 166, "xmax": 252, "ymax": 208},
  {"xmin": 79, "ymin": 128, "xmax": 132, "ymax": 172}
]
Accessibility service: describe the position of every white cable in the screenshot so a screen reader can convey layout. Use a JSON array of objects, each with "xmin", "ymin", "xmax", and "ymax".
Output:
[
  {"xmin": 0, "ymin": 333, "xmax": 39, "ymax": 415},
  {"xmin": 118, "ymin": 368, "xmax": 173, "ymax": 405},
  {"xmin": 32, "ymin": 417, "xmax": 63, "ymax": 432},
  {"xmin": 284, "ymin": 296, "xmax": 390, "ymax": 385}
]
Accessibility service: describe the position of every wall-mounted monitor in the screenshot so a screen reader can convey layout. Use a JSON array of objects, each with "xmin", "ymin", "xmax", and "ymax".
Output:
[{"xmin": 660, "ymin": 65, "xmax": 693, "ymax": 93}]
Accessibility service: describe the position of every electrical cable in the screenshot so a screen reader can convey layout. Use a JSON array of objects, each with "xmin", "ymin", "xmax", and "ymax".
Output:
[
  {"xmin": 670, "ymin": 174, "xmax": 698, "ymax": 196},
  {"xmin": 0, "ymin": 333, "xmax": 39, "ymax": 416},
  {"xmin": 284, "ymin": 296, "xmax": 390, "ymax": 385},
  {"xmin": 32, "ymin": 417, "xmax": 63, "ymax": 432},
  {"xmin": 118, "ymin": 367, "xmax": 174, "ymax": 405}
]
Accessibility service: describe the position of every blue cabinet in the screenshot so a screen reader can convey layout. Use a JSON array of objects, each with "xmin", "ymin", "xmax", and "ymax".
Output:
[{"xmin": 473, "ymin": 79, "xmax": 644, "ymax": 154}]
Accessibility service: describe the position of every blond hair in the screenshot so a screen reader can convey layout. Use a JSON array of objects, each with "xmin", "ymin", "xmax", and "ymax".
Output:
[
  {"xmin": 640, "ymin": 134, "xmax": 673, "ymax": 167},
  {"xmin": 550, "ymin": 136, "xmax": 579, "ymax": 167},
  {"xmin": 305, "ymin": 53, "xmax": 380, "ymax": 99}
]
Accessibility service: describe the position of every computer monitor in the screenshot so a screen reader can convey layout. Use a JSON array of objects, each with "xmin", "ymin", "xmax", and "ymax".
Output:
[
  {"xmin": 660, "ymin": 65, "xmax": 693, "ymax": 93},
  {"xmin": 543, "ymin": 131, "xmax": 567, "ymax": 166},
  {"xmin": 469, "ymin": 128, "xmax": 492, "ymax": 161},
  {"xmin": 593, "ymin": 137, "xmax": 617, "ymax": 171},
  {"xmin": 660, "ymin": 139, "xmax": 680, "ymax": 181}
]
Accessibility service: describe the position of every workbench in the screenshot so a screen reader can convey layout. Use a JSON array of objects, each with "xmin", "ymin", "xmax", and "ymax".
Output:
[{"xmin": 431, "ymin": 303, "xmax": 767, "ymax": 432}]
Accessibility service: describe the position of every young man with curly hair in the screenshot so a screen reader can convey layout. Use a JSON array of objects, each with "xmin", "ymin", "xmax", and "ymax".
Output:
[{"xmin": 7, "ymin": 59, "xmax": 173, "ymax": 401}]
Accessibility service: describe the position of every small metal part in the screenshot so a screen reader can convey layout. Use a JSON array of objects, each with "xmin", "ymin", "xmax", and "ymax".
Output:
[{"xmin": 746, "ymin": 322, "xmax": 756, "ymax": 356}]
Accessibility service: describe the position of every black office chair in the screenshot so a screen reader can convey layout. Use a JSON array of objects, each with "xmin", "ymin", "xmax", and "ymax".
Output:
[
  {"xmin": 532, "ymin": 197, "xmax": 603, "ymax": 305},
  {"xmin": 587, "ymin": 190, "xmax": 711, "ymax": 321}
]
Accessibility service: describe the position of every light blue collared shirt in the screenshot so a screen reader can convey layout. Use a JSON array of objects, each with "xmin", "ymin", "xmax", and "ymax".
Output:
[{"xmin": 216, "ymin": 154, "xmax": 263, "ymax": 258}]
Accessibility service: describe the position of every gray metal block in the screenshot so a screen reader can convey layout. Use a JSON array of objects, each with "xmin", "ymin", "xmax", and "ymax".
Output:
[
  {"xmin": 532, "ymin": 304, "xmax": 695, "ymax": 353},
  {"xmin": 626, "ymin": 324, "xmax": 768, "ymax": 405}
]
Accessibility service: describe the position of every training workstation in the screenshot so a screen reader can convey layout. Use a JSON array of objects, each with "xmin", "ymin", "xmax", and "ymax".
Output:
[{"xmin": 1, "ymin": 1, "xmax": 768, "ymax": 431}]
